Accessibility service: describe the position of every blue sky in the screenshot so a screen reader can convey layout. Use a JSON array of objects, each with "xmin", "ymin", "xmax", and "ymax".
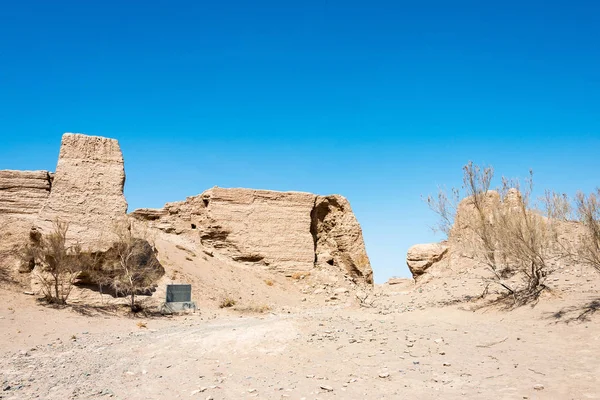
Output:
[{"xmin": 1, "ymin": 1, "xmax": 599, "ymax": 282}]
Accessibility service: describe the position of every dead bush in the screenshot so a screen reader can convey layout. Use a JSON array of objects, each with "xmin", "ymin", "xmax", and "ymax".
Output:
[
  {"xmin": 290, "ymin": 271, "xmax": 311, "ymax": 280},
  {"xmin": 91, "ymin": 220, "xmax": 164, "ymax": 313},
  {"xmin": 427, "ymin": 162, "xmax": 564, "ymax": 305},
  {"xmin": 21, "ymin": 220, "xmax": 87, "ymax": 304},
  {"xmin": 219, "ymin": 296, "xmax": 236, "ymax": 308},
  {"xmin": 234, "ymin": 303, "xmax": 271, "ymax": 313},
  {"xmin": 575, "ymin": 189, "xmax": 600, "ymax": 272}
]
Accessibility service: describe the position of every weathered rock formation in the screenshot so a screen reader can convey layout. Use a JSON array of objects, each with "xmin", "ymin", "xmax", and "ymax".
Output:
[
  {"xmin": 39, "ymin": 134, "xmax": 128, "ymax": 239},
  {"xmin": 78, "ymin": 238, "xmax": 165, "ymax": 289},
  {"xmin": 132, "ymin": 188, "xmax": 373, "ymax": 283},
  {"xmin": 312, "ymin": 195, "xmax": 372, "ymax": 282},
  {"xmin": 0, "ymin": 170, "xmax": 52, "ymax": 216},
  {"xmin": 406, "ymin": 243, "xmax": 449, "ymax": 278},
  {"xmin": 451, "ymin": 190, "xmax": 501, "ymax": 240},
  {"xmin": 2, "ymin": 132, "xmax": 374, "ymax": 285}
]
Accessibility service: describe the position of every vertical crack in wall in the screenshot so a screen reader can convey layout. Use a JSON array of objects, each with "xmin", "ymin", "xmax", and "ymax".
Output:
[
  {"xmin": 310, "ymin": 196, "xmax": 319, "ymax": 264},
  {"xmin": 45, "ymin": 172, "xmax": 53, "ymax": 193}
]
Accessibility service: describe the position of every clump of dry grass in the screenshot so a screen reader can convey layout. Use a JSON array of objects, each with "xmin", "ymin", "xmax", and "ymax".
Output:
[
  {"xmin": 264, "ymin": 279, "xmax": 274, "ymax": 286},
  {"xmin": 219, "ymin": 296, "xmax": 236, "ymax": 308},
  {"xmin": 291, "ymin": 271, "xmax": 311, "ymax": 280},
  {"xmin": 234, "ymin": 304, "xmax": 271, "ymax": 314},
  {"xmin": 137, "ymin": 321, "xmax": 147, "ymax": 329}
]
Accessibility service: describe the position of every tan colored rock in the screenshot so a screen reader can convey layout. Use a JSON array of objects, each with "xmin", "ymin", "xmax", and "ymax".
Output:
[
  {"xmin": 451, "ymin": 191, "xmax": 501, "ymax": 236},
  {"xmin": 1, "ymin": 132, "xmax": 373, "ymax": 285},
  {"xmin": 132, "ymin": 188, "xmax": 373, "ymax": 283},
  {"xmin": 386, "ymin": 277, "xmax": 413, "ymax": 286},
  {"xmin": 406, "ymin": 243, "xmax": 448, "ymax": 278},
  {"xmin": 39, "ymin": 133, "xmax": 128, "ymax": 244},
  {"xmin": 129, "ymin": 208, "xmax": 168, "ymax": 221},
  {"xmin": 136, "ymin": 188, "xmax": 317, "ymax": 271},
  {"xmin": 312, "ymin": 195, "xmax": 373, "ymax": 283},
  {"xmin": 0, "ymin": 170, "xmax": 52, "ymax": 215},
  {"xmin": 199, "ymin": 187, "xmax": 316, "ymax": 270}
]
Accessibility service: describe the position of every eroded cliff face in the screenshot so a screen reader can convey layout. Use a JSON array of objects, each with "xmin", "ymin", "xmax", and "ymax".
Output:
[
  {"xmin": 1, "ymin": 132, "xmax": 374, "ymax": 285},
  {"xmin": 132, "ymin": 188, "xmax": 373, "ymax": 283},
  {"xmin": 0, "ymin": 171, "xmax": 53, "ymax": 216},
  {"xmin": 311, "ymin": 195, "xmax": 373, "ymax": 283}
]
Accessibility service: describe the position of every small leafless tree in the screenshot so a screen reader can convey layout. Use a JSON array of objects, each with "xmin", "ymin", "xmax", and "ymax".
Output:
[
  {"xmin": 425, "ymin": 186, "xmax": 461, "ymax": 236},
  {"xmin": 100, "ymin": 221, "xmax": 163, "ymax": 312},
  {"xmin": 575, "ymin": 189, "xmax": 600, "ymax": 273},
  {"xmin": 22, "ymin": 220, "xmax": 86, "ymax": 304}
]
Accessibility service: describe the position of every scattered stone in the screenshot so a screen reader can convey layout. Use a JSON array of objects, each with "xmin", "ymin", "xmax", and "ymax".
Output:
[{"xmin": 406, "ymin": 243, "xmax": 449, "ymax": 278}]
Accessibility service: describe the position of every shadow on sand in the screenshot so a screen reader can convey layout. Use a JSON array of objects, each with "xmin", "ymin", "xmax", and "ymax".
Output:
[{"xmin": 545, "ymin": 298, "xmax": 600, "ymax": 323}]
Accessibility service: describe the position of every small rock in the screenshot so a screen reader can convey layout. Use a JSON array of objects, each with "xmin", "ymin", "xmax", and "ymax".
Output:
[
  {"xmin": 533, "ymin": 384, "xmax": 544, "ymax": 390},
  {"xmin": 378, "ymin": 372, "xmax": 390, "ymax": 378},
  {"xmin": 320, "ymin": 385, "xmax": 334, "ymax": 392}
]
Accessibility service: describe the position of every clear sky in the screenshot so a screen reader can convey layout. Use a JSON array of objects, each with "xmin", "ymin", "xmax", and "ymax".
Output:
[{"xmin": 1, "ymin": 1, "xmax": 599, "ymax": 282}]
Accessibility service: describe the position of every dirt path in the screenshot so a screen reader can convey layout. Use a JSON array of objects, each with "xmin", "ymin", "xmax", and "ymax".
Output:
[{"xmin": 2, "ymin": 291, "xmax": 599, "ymax": 400}]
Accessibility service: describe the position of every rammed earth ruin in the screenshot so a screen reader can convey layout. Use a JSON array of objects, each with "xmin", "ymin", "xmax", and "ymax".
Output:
[{"xmin": 0, "ymin": 133, "xmax": 373, "ymax": 284}]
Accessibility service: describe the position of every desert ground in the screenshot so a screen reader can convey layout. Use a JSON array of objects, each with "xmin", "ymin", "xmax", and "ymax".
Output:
[
  {"xmin": 2, "ymin": 135, "xmax": 599, "ymax": 399},
  {"xmin": 2, "ymin": 274, "xmax": 599, "ymax": 400}
]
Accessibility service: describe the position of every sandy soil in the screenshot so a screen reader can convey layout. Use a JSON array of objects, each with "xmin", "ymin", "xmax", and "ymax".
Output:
[{"xmin": 1, "ymin": 283, "xmax": 599, "ymax": 400}]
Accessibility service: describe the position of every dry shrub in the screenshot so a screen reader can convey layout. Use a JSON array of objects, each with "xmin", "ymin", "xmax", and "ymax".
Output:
[
  {"xmin": 219, "ymin": 296, "xmax": 236, "ymax": 308},
  {"xmin": 22, "ymin": 220, "xmax": 87, "ymax": 305},
  {"xmin": 575, "ymin": 189, "xmax": 600, "ymax": 272},
  {"xmin": 355, "ymin": 284, "xmax": 377, "ymax": 308},
  {"xmin": 91, "ymin": 220, "xmax": 164, "ymax": 313},
  {"xmin": 427, "ymin": 162, "xmax": 564, "ymax": 305},
  {"xmin": 234, "ymin": 304, "xmax": 271, "ymax": 313},
  {"xmin": 291, "ymin": 271, "xmax": 311, "ymax": 280}
]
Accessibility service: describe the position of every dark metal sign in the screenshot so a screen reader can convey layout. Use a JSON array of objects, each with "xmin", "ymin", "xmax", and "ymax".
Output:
[{"xmin": 166, "ymin": 284, "xmax": 192, "ymax": 303}]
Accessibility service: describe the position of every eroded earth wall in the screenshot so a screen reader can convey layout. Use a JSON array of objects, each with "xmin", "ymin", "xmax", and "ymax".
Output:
[
  {"xmin": 132, "ymin": 188, "xmax": 373, "ymax": 283},
  {"xmin": 1, "ymin": 132, "xmax": 373, "ymax": 284},
  {"xmin": 0, "ymin": 171, "xmax": 52, "ymax": 216},
  {"xmin": 38, "ymin": 133, "xmax": 128, "ymax": 243}
]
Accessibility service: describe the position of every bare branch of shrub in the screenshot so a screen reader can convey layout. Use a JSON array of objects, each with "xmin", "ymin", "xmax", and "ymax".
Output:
[
  {"xmin": 96, "ymin": 220, "xmax": 164, "ymax": 313},
  {"xmin": 21, "ymin": 220, "xmax": 87, "ymax": 304},
  {"xmin": 575, "ymin": 189, "xmax": 600, "ymax": 273},
  {"xmin": 426, "ymin": 162, "xmax": 566, "ymax": 305}
]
